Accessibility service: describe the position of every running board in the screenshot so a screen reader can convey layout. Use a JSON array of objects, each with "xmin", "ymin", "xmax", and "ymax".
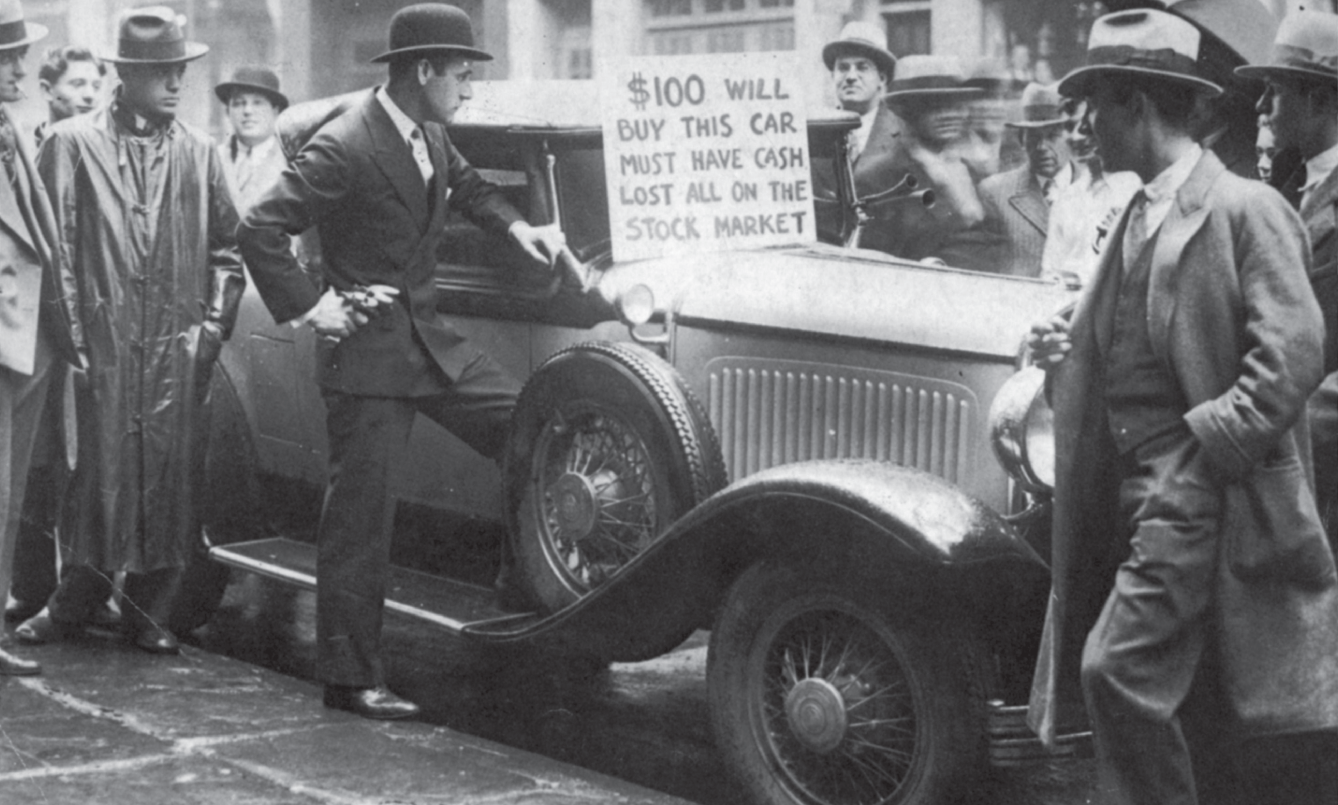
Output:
[
  {"xmin": 209, "ymin": 538, "xmax": 539, "ymax": 634},
  {"xmin": 987, "ymin": 701, "xmax": 1093, "ymax": 766}
]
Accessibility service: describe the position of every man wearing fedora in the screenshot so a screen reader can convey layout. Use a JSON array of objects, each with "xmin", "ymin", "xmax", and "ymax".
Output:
[
  {"xmin": 1242, "ymin": 9, "xmax": 1338, "ymax": 557},
  {"xmin": 1027, "ymin": 8, "xmax": 1338, "ymax": 805},
  {"xmin": 972, "ymin": 81, "xmax": 1072, "ymax": 278},
  {"xmin": 15, "ymin": 5, "xmax": 244, "ymax": 657},
  {"xmin": 215, "ymin": 66, "xmax": 288, "ymax": 214},
  {"xmin": 820, "ymin": 22, "xmax": 899, "ymax": 197},
  {"xmin": 870, "ymin": 54, "xmax": 986, "ymax": 263},
  {"xmin": 0, "ymin": 0, "xmax": 82, "ymax": 678},
  {"xmin": 238, "ymin": 2, "xmax": 565, "ymax": 720}
]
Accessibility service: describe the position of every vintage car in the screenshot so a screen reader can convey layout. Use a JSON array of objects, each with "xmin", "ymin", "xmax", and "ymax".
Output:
[{"xmin": 192, "ymin": 81, "xmax": 1085, "ymax": 805}]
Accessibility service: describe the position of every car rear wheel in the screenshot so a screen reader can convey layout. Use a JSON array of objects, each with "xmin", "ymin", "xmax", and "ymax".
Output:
[
  {"xmin": 708, "ymin": 561, "xmax": 991, "ymax": 805},
  {"xmin": 504, "ymin": 342, "xmax": 726, "ymax": 616}
]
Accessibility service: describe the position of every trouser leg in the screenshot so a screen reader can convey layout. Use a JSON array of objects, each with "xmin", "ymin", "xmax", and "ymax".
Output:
[
  {"xmin": 10, "ymin": 463, "xmax": 61, "ymax": 607},
  {"xmin": 1081, "ymin": 430, "xmax": 1223, "ymax": 805},
  {"xmin": 46, "ymin": 564, "xmax": 115, "ymax": 625},
  {"xmin": 316, "ymin": 392, "xmax": 416, "ymax": 688},
  {"xmin": 120, "ymin": 568, "xmax": 183, "ymax": 632},
  {"xmin": 1, "ymin": 336, "xmax": 56, "ymax": 616}
]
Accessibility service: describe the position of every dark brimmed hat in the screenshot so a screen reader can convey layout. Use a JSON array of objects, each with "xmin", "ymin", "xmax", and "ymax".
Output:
[
  {"xmin": 884, "ymin": 55, "xmax": 984, "ymax": 102},
  {"xmin": 822, "ymin": 21, "xmax": 896, "ymax": 78},
  {"xmin": 370, "ymin": 3, "xmax": 492, "ymax": 64},
  {"xmin": 1058, "ymin": 9, "xmax": 1223, "ymax": 98},
  {"xmin": 1236, "ymin": 10, "xmax": 1338, "ymax": 87},
  {"xmin": 1006, "ymin": 82, "xmax": 1066, "ymax": 128},
  {"xmin": 0, "ymin": 0, "xmax": 48, "ymax": 51},
  {"xmin": 215, "ymin": 66, "xmax": 288, "ymax": 110},
  {"xmin": 102, "ymin": 6, "xmax": 208, "ymax": 64}
]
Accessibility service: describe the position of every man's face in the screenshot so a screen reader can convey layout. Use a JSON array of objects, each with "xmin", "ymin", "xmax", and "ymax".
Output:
[
  {"xmin": 1023, "ymin": 123, "xmax": 1069, "ymax": 179},
  {"xmin": 0, "ymin": 46, "xmax": 29, "ymax": 104},
  {"xmin": 1063, "ymin": 99, "xmax": 1098, "ymax": 162},
  {"xmin": 119, "ymin": 62, "xmax": 187, "ymax": 119},
  {"xmin": 421, "ymin": 58, "xmax": 472, "ymax": 125},
  {"xmin": 831, "ymin": 55, "xmax": 885, "ymax": 114},
  {"xmin": 42, "ymin": 59, "xmax": 103, "ymax": 121},
  {"xmin": 908, "ymin": 97, "xmax": 969, "ymax": 147},
  {"xmin": 1084, "ymin": 85, "xmax": 1138, "ymax": 174},
  {"xmin": 226, "ymin": 91, "xmax": 279, "ymax": 145},
  {"xmin": 1257, "ymin": 78, "xmax": 1308, "ymax": 153},
  {"xmin": 1256, "ymin": 124, "xmax": 1277, "ymax": 182}
]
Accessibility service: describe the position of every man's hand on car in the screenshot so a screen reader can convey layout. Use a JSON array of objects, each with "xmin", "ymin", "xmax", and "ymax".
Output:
[
  {"xmin": 509, "ymin": 221, "xmax": 568, "ymax": 267},
  {"xmin": 1027, "ymin": 314, "xmax": 1072, "ymax": 370}
]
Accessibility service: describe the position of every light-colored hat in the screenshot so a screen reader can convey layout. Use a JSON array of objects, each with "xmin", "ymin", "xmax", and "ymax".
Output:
[
  {"xmin": 1058, "ymin": 9, "xmax": 1223, "ymax": 98},
  {"xmin": 0, "ymin": 0, "xmax": 48, "ymax": 51},
  {"xmin": 1006, "ymin": 82, "xmax": 1066, "ymax": 128},
  {"xmin": 1235, "ymin": 10, "xmax": 1338, "ymax": 86},
  {"xmin": 822, "ymin": 21, "xmax": 896, "ymax": 78},
  {"xmin": 102, "ymin": 6, "xmax": 208, "ymax": 64},
  {"xmin": 884, "ymin": 55, "xmax": 984, "ymax": 101}
]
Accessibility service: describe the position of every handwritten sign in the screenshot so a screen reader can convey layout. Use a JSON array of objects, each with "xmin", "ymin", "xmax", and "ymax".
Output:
[{"xmin": 599, "ymin": 53, "xmax": 813, "ymax": 263}]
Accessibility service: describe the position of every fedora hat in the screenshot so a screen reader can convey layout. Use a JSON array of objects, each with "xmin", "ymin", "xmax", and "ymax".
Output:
[
  {"xmin": 1235, "ymin": 10, "xmax": 1338, "ymax": 86},
  {"xmin": 1058, "ymin": 9, "xmax": 1223, "ymax": 98},
  {"xmin": 215, "ymin": 66, "xmax": 288, "ymax": 110},
  {"xmin": 822, "ymin": 21, "xmax": 896, "ymax": 78},
  {"xmin": 370, "ymin": 3, "xmax": 492, "ymax": 64},
  {"xmin": 884, "ymin": 55, "xmax": 984, "ymax": 101},
  {"xmin": 103, "ymin": 6, "xmax": 208, "ymax": 64},
  {"xmin": 1160, "ymin": 0, "xmax": 1279, "ymax": 94},
  {"xmin": 1006, "ymin": 82, "xmax": 1067, "ymax": 128},
  {"xmin": 0, "ymin": 0, "xmax": 48, "ymax": 51}
]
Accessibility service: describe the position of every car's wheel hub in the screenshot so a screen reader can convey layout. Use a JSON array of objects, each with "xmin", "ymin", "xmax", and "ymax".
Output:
[
  {"xmin": 552, "ymin": 472, "xmax": 599, "ymax": 538},
  {"xmin": 784, "ymin": 677, "xmax": 848, "ymax": 754}
]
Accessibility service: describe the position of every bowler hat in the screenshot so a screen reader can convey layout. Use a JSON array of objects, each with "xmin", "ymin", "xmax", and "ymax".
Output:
[
  {"xmin": 102, "ymin": 6, "xmax": 208, "ymax": 64},
  {"xmin": 370, "ymin": 3, "xmax": 492, "ymax": 64},
  {"xmin": 1058, "ymin": 9, "xmax": 1223, "ymax": 98},
  {"xmin": 0, "ymin": 0, "xmax": 48, "ymax": 51},
  {"xmin": 1006, "ymin": 82, "xmax": 1066, "ymax": 128},
  {"xmin": 884, "ymin": 55, "xmax": 984, "ymax": 102},
  {"xmin": 822, "ymin": 21, "xmax": 897, "ymax": 79},
  {"xmin": 215, "ymin": 66, "xmax": 288, "ymax": 110},
  {"xmin": 1236, "ymin": 10, "xmax": 1338, "ymax": 86}
]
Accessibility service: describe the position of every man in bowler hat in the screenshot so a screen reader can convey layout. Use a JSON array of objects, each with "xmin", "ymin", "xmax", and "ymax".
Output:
[
  {"xmin": 1027, "ymin": 9, "xmax": 1338, "ymax": 805},
  {"xmin": 215, "ymin": 66, "xmax": 288, "ymax": 214},
  {"xmin": 0, "ymin": 0, "xmax": 82, "ymax": 677},
  {"xmin": 238, "ymin": 3, "xmax": 566, "ymax": 720},
  {"xmin": 15, "ymin": 5, "xmax": 244, "ymax": 657}
]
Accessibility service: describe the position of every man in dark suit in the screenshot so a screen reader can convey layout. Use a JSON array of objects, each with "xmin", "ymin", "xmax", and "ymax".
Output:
[
  {"xmin": 1028, "ymin": 9, "xmax": 1338, "ymax": 805},
  {"xmin": 976, "ymin": 81, "xmax": 1071, "ymax": 277},
  {"xmin": 820, "ymin": 21, "xmax": 899, "ymax": 197},
  {"xmin": 0, "ymin": 2, "xmax": 81, "ymax": 676},
  {"xmin": 238, "ymin": 3, "xmax": 565, "ymax": 721}
]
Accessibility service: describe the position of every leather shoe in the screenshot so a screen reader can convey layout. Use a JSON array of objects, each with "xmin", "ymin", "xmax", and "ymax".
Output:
[
  {"xmin": 129, "ymin": 624, "xmax": 180, "ymax": 655},
  {"xmin": 323, "ymin": 685, "xmax": 420, "ymax": 720},
  {"xmin": 15, "ymin": 609, "xmax": 80, "ymax": 645},
  {"xmin": 0, "ymin": 646, "xmax": 41, "ymax": 675},
  {"xmin": 5, "ymin": 598, "xmax": 45, "ymax": 624}
]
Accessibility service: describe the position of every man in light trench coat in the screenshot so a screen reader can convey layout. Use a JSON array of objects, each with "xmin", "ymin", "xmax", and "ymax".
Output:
[{"xmin": 1026, "ymin": 9, "xmax": 1338, "ymax": 805}]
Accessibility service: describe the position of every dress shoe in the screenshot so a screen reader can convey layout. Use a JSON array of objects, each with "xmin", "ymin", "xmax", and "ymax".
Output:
[
  {"xmin": 129, "ymin": 623, "xmax": 180, "ymax": 655},
  {"xmin": 14, "ymin": 609, "xmax": 80, "ymax": 645},
  {"xmin": 0, "ymin": 646, "xmax": 41, "ymax": 675},
  {"xmin": 323, "ymin": 685, "xmax": 421, "ymax": 720},
  {"xmin": 5, "ymin": 598, "xmax": 45, "ymax": 624}
]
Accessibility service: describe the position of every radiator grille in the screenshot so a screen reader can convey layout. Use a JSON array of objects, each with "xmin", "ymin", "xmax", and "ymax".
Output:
[{"xmin": 705, "ymin": 359, "xmax": 977, "ymax": 484}]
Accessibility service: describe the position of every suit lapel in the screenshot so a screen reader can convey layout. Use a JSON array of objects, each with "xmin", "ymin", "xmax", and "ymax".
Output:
[
  {"xmin": 1009, "ymin": 172, "xmax": 1049, "ymax": 236},
  {"xmin": 856, "ymin": 104, "xmax": 899, "ymax": 166},
  {"xmin": 1301, "ymin": 167, "xmax": 1338, "ymax": 248},
  {"xmin": 1147, "ymin": 151, "xmax": 1221, "ymax": 366},
  {"xmin": 1084, "ymin": 198, "xmax": 1135, "ymax": 360},
  {"xmin": 423, "ymin": 123, "xmax": 452, "ymax": 228},
  {"xmin": 363, "ymin": 95, "xmax": 430, "ymax": 231}
]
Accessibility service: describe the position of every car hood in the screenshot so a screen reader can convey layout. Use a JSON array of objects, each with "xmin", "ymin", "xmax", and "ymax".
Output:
[{"xmin": 596, "ymin": 243, "xmax": 1077, "ymax": 360}]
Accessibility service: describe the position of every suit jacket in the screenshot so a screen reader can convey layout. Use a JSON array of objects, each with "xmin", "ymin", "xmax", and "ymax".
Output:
[
  {"xmin": 1300, "ymin": 165, "xmax": 1338, "ymax": 542},
  {"xmin": 849, "ymin": 104, "xmax": 902, "ymax": 198},
  {"xmin": 0, "ymin": 113, "xmax": 80, "ymax": 376},
  {"xmin": 239, "ymin": 90, "xmax": 521, "ymax": 396},
  {"xmin": 976, "ymin": 164, "xmax": 1055, "ymax": 278},
  {"xmin": 1028, "ymin": 150, "xmax": 1338, "ymax": 746}
]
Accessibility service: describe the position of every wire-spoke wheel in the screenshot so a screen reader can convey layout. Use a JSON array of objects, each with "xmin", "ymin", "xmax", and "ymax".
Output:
[{"xmin": 710, "ymin": 561, "xmax": 989, "ymax": 805}]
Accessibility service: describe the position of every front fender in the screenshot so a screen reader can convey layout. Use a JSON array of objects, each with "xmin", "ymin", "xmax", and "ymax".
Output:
[{"xmin": 465, "ymin": 459, "xmax": 1047, "ymax": 662}]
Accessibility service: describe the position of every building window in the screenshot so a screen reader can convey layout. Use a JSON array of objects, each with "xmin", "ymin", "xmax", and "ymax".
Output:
[
  {"xmin": 649, "ymin": 0, "xmax": 692, "ymax": 16},
  {"xmin": 705, "ymin": 0, "xmax": 746, "ymax": 11},
  {"xmin": 883, "ymin": 0, "xmax": 932, "ymax": 57},
  {"xmin": 643, "ymin": 0, "xmax": 795, "ymax": 54}
]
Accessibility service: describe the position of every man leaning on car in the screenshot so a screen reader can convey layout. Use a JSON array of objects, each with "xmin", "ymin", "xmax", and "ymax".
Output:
[
  {"xmin": 237, "ymin": 2, "xmax": 566, "ymax": 721},
  {"xmin": 1026, "ymin": 8, "xmax": 1338, "ymax": 805}
]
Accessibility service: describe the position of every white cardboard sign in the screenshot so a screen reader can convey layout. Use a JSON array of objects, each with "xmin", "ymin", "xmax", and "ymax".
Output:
[{"xmin": 599, "ymin": 53, "xmax": 814, "ymax": 263}]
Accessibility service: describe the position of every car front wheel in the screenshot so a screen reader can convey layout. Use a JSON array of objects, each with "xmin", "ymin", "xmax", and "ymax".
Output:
[{"xmin": 708, "ymin": 561, "xmax": 991, "ymax": 805}]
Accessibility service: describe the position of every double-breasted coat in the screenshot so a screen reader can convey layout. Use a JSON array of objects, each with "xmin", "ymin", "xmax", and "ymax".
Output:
[
  {"xmin": 1028, "ymin": 150, "xmax": 1338, "ymax": 746},
  {"xmin": 37, "ymin": 104, "xmax": 244, "ymax": 572}
]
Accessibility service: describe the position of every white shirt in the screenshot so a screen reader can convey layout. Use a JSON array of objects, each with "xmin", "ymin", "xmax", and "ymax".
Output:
[
  {"xmin": 376, "ymin": 85, "xmax": 434, "ymax": 184},
  {"xmin": 1301, "ymin": 141, "xmax": 1338, "ymax": 213},
  {"xmin": 1041, "ymin": 162, "xmax": 1141, "ymax": 288},
  {"xmin": 219, "ymin": 134, "xmax": 286, "ymax": 215},
  {"xmin": 1036, "ymin": 162, "xmax": 1073, "ymax": 206},
  {"xmin": 1138, "ymin": 143, "xmax": 1202, "ymax": 238},
  {"xmin": 849, "ymin": 107, "xmax": 878, "ymax": 160}
]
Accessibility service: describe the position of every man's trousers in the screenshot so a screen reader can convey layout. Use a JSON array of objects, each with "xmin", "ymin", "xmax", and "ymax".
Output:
[{"xmin": 1, "ymin": 332, "xmax": 56, "ymax": 615}]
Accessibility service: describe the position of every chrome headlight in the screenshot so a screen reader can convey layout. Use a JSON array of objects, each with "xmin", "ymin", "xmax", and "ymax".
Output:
[
  {"xmin": 989, "ymin": 366, "xmax": 1055, "ymax": 493},
  {"xmin": 616, "ymin": 283, "xmax": 655, "ymax": 326}
]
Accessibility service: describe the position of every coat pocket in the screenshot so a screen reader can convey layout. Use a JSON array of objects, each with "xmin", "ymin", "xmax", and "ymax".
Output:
[{"xmin": 1226, "ymin": 455, "xmax": 1336, "ymax": 590}]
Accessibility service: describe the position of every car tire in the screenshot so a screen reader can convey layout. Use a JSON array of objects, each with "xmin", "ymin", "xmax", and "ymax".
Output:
[
  {"xmin": 708, "ymin": 560, "xmax": 991, "ymax": 805},
  {"xmin": 168, "ymin": 368, "xmax": 266, "ymax": 634},
  {"xmin": 504, "ymin": 342, "xmax": 726, "ymax": 618}
]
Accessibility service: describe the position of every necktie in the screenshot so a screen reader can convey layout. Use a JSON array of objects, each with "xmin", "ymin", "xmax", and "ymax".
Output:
[
  {"xmin": 0, "ymin": 108, "xmax": 17, "ymax": 185},
  {"xmin": 1122, "ymin": 189, "xmax": 1149, "ymax": 274},
  {"xmin": 1043, "ymin": 179, "xmax": 1057, "ymax": 206}
]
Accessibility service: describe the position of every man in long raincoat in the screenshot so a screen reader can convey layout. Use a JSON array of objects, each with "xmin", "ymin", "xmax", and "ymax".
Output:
[{"xmin": 15, "ymin": 6, "xmax": 243, "ymax": 656}]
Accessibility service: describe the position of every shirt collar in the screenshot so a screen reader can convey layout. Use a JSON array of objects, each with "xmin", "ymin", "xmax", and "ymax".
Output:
[
  {"xmin": 233, "ymin": 134, "xmax": 278, "ymax": 160},
  {"xmin": 376, "ymin": 85, "xmax": 420, "ymax": 146},
  {"xmin": 1036, "ymin": 162, "xmax": 1073, "ymax": 192},
  {"xmin": 1142, "ymin": 143, "xmax": 1202, "ymax": 206},
  {"xmin": 1302, "ymin": 141, "xmax": 1338, "ymax": 194}
]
